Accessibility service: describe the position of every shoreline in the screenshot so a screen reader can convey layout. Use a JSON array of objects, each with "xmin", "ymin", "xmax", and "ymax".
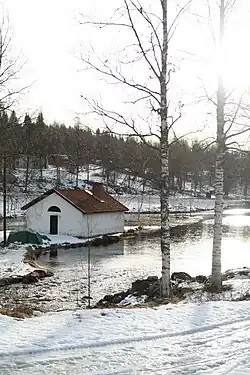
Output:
[{"xmin": 32, "ymin": 215, "xmax": 204, "ymax": 255}]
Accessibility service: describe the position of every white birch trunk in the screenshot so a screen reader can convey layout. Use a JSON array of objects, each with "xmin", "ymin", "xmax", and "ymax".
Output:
[
  {"xmin": 211, "ymin": 0, "xmax": 225, "ymax": 292},
  {"xmin": 76, "ymin": 165, "xmax": 79, "ymax": 187},
  {"xmin": 160, "ymin": 0, "xmax": 171, "ymax": 298}
]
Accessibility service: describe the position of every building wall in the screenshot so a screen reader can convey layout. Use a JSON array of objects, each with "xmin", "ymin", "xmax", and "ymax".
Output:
[
  {"xmin": 82, "ymin": 212, "xmax": 125, "ymax": 237},
  {"xmin": 26, "ymin": 193, "xmax": 125, "ymax": 237},
  {"xmin": 26, "ymin": 193, "xmax": 83, "ymax": 236}
]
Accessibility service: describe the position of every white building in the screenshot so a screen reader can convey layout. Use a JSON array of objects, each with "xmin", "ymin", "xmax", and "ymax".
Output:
[{"xmin": 21, "ymin": 183, "xmax": 128, "ymax": 237}]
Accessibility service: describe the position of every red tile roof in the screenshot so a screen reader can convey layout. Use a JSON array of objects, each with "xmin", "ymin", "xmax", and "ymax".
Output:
[{"xmin": 21, "ymin": 184, "xmax": 129, "ymax": 214}]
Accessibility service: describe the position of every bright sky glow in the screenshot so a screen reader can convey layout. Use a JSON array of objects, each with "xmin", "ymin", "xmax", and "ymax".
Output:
[{"xmin": 2, "ymin": 0, "xmax": 250, "ymax": 141}]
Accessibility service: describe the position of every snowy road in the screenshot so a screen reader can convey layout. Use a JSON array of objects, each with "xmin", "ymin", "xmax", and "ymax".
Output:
[{"xmin": 1, "ymin": 301, "xmax": 250, "ymax": 374}]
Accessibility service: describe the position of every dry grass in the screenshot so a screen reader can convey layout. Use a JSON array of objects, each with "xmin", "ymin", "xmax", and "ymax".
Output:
[
  {"xmin": 113, "ymin": 304, "xmax": 152, "ymax": 309},
  {"xmin": 203, "ymin": 283, "xmax": 233, "ymax": 293},
  {"xmin": 0, "ymin": 307, "xmax": 32, "ymax": 319},
  {"xmin": 23, "ymin": 249, "xmax": 48, "ymax": 270},
  {"xmin": 23, "ymin": 248, "xmax": 37, "ymax": 263},
  {"xmin": 26, "ymin": 259, "xmax": 44, "ymax": 269},
  {"xmin": 95, "ymin": 295, "xmax": 184, "ymax": 310},
  {"xmin": 97, "ymin": 304, "xmax": 153, "ymax": 310}
]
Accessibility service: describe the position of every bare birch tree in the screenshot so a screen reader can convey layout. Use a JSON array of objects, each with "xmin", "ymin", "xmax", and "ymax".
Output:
[
  {"xmin": 0, "ymin": 12, "xmax": 29, "ymax": 244},
  {"xmin": 210, "ymin": 0, "xmax": 226, "ymax": 292},
  {"xmin": 209, "ymin": 0, "xmax": 250, "ymax": 291},
  {"xmin": 80, "ymin": 0, "xmax": 191, "ymax": 297},
  {"xmin": 0, "ymin": 14, "xmax": 27, "ymax": 110}
]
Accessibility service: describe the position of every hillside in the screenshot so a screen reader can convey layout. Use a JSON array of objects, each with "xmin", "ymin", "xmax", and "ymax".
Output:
[
  {"xmin": 0, "ymin": 164, "xmax": 238, "ymax": 218},
  {"xmin": 10, "ymin": 165, "xmax": 156, "ymax": 195}
]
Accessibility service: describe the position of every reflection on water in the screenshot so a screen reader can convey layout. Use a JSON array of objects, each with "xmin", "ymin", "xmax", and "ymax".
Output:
[
  {"xmin": 223, "ymin": 208, "xmax": 250, "ymax": 216},
  {"xmin": 41, "ymin": 242, "xmax": 125, "ymax": 270},
  {"xmin": 38, "ymin": 208, "xmax": 250, "ymax": 302}
]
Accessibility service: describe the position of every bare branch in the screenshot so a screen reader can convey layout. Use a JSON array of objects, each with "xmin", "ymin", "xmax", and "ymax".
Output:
[
  {"xmin": 130, "ymin": 0, "xmax": 162, "ymax": 55},
  {"xmin": 198, "ymin": 77, "xmax": 217, "ymax": 106},
  {"xmin": 226, "ymin": 125, "xmax": 250, "ymax": 140},
  {"xmin": 205, "ymin": 0, "xmax": 216, "ymax": 47},
  {"xmin": 81, "ymin": 55, "xmax": 160, "ymax": 104},
  {"xmin": 80, "ymin": 21, "xmax": 131, "ymax": 28},
  {"xmin": 168, "ymin": 1, "xmax": 192, "ymax": 42},
  {"xmin": 169, "ymin": 123, "xmax": 207, "ymax": 146},
  {"xmin": 83, "ymin": 97, "xmax": 160, "ymax": 151},
  {"xmin": 202, "ymin": 139, "xmax": 216, "ymax": 151},
  {"xmin": 224, "ymin": 94, "xmax": 244, "ymax": 136},
  {"xmin": 168, "ymin": 112, "xmax": 182, "ymax": 131},
  {"xmin": 124, "ymin": 0, "xmax": 160, "ymax": 80},
  {"xmin": 0, "ymin": 12, "xmax": 29, "ymax": 109},
  {"xmin": 225, "ymin": 0, "xmax": 237, "ymax": 17}
]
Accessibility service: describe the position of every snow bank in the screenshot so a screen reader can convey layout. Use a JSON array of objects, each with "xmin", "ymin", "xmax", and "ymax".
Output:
[
  {"xmin": 0, "ymin": 245, "xmax": 26, "ymax": 278},
  {"xmin": 1, "ymin": 301, "xmax": 250, "ymax": 374},
  {"xmin": 44, "ymin": 234, "xmax": 88, "ymax": 245},
  {"xmin": 119, "ymin": 294, "xmax": 147, "ymax": 306},
  {"xmin": 0, "ymin": 230, "xmax": 11, "ymax": 242},
  {"xmin": 0, "ymin": 241, "xmax": 52, "ymax": 281}
]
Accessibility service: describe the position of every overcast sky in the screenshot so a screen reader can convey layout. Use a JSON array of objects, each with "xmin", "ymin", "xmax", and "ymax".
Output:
[{"xmin": 2, "ymin": 0, "xmax": 250, "ymax": 140}]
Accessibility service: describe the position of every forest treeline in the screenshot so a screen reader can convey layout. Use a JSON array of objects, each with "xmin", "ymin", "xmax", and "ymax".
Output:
[{"xmin": 0, "ymin": 111, "xmax": 249, "ymax": 195}]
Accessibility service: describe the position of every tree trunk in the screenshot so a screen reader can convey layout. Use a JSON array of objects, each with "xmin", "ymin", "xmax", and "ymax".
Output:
[
  {"xmin": 40, "ymin": 155, "xmax": 43, "ymax": 180},
  {"xmin": 3, "ymin": 150, "xmax": 7, "ymax": 246},
  {"xmin": 86, "ymin": 164, "xmax": 90, "ymax": 181},
  {"xmin": 128, "ymin": 173, "xmax": 131, "ymax": 189},
  {"xmin": 179, "ymin": 177, "xmax": 182, "ymax": 190},
  {"xmin": 44, "ymin": 155, "xmax": 48, "ymax": 169},
  {"xmin": 183, "ymin": 175, "xmax": 186, "ymax": 190},
  {"xmin": 211, "ymin": 150, "xmax": 224, "ymax": 291},
  {"xmin": 199, "ymin": 174, "xmax": 203, "ymax": 192},
  {"xmin": 244, "ymin": 182, "xmax": 248, "ymax": 196},
  {"xmin": 24, "ymin": 156, "xmax": 30, "ymax": 193},
  {"xmin": 76, "ymin": 165, "xmax": 79, "ymax": 187},
  {"xmin": 170, "ymin": 174, "xmax": 174, "ymax": 189},
  {"xmin": 106, "ymin": 170, "xmax": 110, "ymax": 189},
  {"xmin": 56, "ymin": 165, "xmax": 61, "ymax": 188},
  {"xmin": 194, "ymin": 178, "xmax": 198, "ymax": 193},
  {"xmin": 12, "ymin": 156, "xmax": 16, "ymax": 170},
  {"xmin": 160, "ymin": 0, "xmax": 171, "ymax": 298},
  {"xmin": 210, "ymin": 0, "xmax": 225, "ymax": 292}
]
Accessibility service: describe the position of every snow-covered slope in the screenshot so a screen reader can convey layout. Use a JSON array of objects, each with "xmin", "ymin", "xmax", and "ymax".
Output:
[
  {"xmin": 14, "ymin": 164, "xmax": 153, "ymax": 194},
  {"xmin": 0, "ymin": 164, "xmax": 241, "ymax": 217},
  {"xmin": 1, "ymin": 301, "xmax": 250, "ymax": 374}
]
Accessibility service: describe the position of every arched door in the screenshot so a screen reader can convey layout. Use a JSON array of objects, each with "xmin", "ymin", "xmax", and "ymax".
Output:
[
  {"xmin": 50, "ymin": 215, "xmax": 58, "ymax": 234},
  {"xmin": 48, "ymin": 206, "xmax": 61, "ymax": 235}
]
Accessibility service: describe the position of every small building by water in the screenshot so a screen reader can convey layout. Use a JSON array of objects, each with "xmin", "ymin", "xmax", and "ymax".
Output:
[{"xmin": 21, "ymin": 183, "xmax": 128, "ymax": 237}]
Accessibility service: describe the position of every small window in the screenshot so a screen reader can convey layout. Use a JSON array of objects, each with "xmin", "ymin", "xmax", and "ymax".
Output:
[{"xmin": 48, "ymin": 206, "xmax": 61, "ymax": 212}]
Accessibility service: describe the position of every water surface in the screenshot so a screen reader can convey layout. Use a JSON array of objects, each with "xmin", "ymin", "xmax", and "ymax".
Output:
[{"xmin": 37, "ymin": 209, "xmax": 250, "ymax": 306}]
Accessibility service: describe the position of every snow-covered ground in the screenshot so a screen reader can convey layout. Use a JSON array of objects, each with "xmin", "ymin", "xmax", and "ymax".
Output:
[
  {"xmin": 0, "ymin": 230, "xmax": 11, "ymax": 242},
  {"xmin": 0, "ymin": 242, "xmax": 25, "ymax": 278},
  {"xmin": 11, "ymin": 165, "xmax": 153, "ymax": 195},
  {"xmin": 0, "ymin": 232, "xmax": 88, "ymax": 246},
  {"xmin": 0, "ymin": 164, "xmax": 242, "ymax": 217},
  {"xmin": 44, "ymin": 234, "xmax": 88, "ymax": 245},
  {"xmin": 0, "ymin": 193, "xmax": 30, "ymax": 217},
  {"xmin": 0, "ymin": 233, "xmax": 89, "ymax": 278},
  {"xmin": 1, "ymin": 300, "xmax": 250, "ymax": 374},
  {"xmin": 117, "ymin": 194, "xmax": 243, "ymax": 214},
  {"xmin": 0, "ymin": 191, "xmax": 239, "ymax": 218},
  {"xmin": 0, "ymin": 241, "xmax": 51, "ymax": 280},
  {"xmin": 115, "ymin": 193, "xmax": 217, "ymax": 213}
]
